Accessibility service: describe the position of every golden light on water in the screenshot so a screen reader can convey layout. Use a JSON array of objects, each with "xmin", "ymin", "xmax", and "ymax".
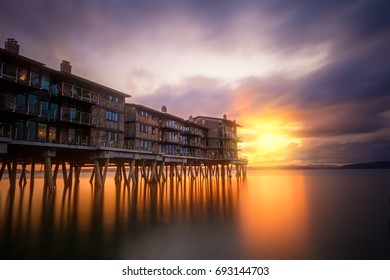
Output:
[{"xmin": 239, "ymin": 171, "xmax": 311, "ymax": 258}]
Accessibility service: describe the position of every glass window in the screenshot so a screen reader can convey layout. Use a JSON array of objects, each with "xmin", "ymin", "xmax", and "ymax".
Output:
[
  {"xmin": 37, "ymin": 123, "xmax": 47, "ymax": 142},
  {"xmin": 30, "ymin": 71, "xmax": 40, "ymax": 87},
  {"xmin": 69, "ymin": 107, "xmax": 77, "ymax": 121},
  {"xmin": 51, "ymin": 83, "xmax": 58, "ymax": 95},
  {"xmin": 18, "ymin": 68, "xmax": 29, "ymax": 83},
  {"xmin": 28, "ymin": 95, "xmax": 38, "ymax": 115},
  {"xmin": 49, "ymin": 103, "xmax": 58, "ymax": 121},
  {"xmin": 14, "ymin": 121, "xmax": 24, "ymax": 140},
  {"xmin": 26, "ymin": 121, "xmax": 37, "ymax": 141},
  {"xmin": 68, "ymin": 128, "xmax": 75, "ymax": 144},
  {"xmin": 16, "ymin": 94, "xmax": 26, "ymax": 113},
  {"xmin": 49, "ymin": 127, "xmax": 56, "ymax": 143},
  {"xmin": 41, "ymin": 73, "xmax": 50, "ymax": 91},
  {"xmin": 40, "ymin": 99, "xmax": 48, "ymax": 118},
  {"xmin": 3, "ymin": 64, "xmax": 17, "ymax": 80}
]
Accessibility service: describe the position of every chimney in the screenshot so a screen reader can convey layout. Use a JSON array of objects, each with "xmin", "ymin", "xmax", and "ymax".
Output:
[
  {"xmin": 60, "ymin": 60, "xmax": 72, "ymax": 74},
  {"xmin": 4, "ymin": 38, "xmax": 20, "ymax": 55},
  {"xmin": 161, "ymin": 105, "xmax": 167, "ymax": 113},
  {"xmin": 223, "ymin": 114, "xmax": 227, "ymax": 120}
]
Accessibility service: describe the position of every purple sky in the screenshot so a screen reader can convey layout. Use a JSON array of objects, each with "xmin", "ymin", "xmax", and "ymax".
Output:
[{"xmin": 1, "ymin": 0, "xmax": 389, "ymax": 165}]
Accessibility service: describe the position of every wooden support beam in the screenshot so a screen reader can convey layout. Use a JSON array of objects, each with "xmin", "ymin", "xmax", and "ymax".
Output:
[
  {"xmin": 74, "ymin": 164, "xmax": 82, "ymax": 184},
  {"xmin": 227, "ymin": 164, "xmax": 232, "ymax": 178},
  {"xmin": 10, "ymin": 160, "xmax": 17, "ymax": 189},
  {"xmin": 122, "ymin": 163, "xmax": 129, "ymax": 186},
  {"xmin": 19, "ymin": 163, "xmax": 27, "ymax": 187},
  {"xmin": 102, "ymin": 159, "xmax": 110, "ymax": 187},
  {"xmin": 44, "ymin": 156, "xmax": 55, "ymax": 191},
  {"xmin": 90, "ymin": 165, "xmax": 95, "ymax": 184},
  {"xmin": 158, "ymin": 161, "xmax": 166, "ymax": 182},
  {"xmin": 62, "ymin": 161, "xmax": 68, "ymax": 186},
  {"xmin": 94, "ymin": 160, "xmax": 103, "ymax": 188},
  {"xmin": 53, "ymin": 162, "xmax": 60, "ymax": 186},
  {"xmin": 0, "ymin": 162, "xmax": 6, "ymax": 181},
  {"xmin": 114, "ymin": 163, "xmax": 121, "ymax": 182},
  {"xmin": 67, "ymin": 163, "xmax": 73, "ymax": 188},
  {"xmin": 149, "ymin": 160, "xmax": 158, "ymax": 183},
  {"xmin": 236, "ymin": 164, "xmax": 241, "ymax": 177},
  {"xmin": 129, "ymin": 160, "xmax": 136, "ymax": 185},
  {"xmin": 200, "ymin": 165, "xmax": 205, "ymax": 178},
  {"xmin": 242, "ymin": 164, "xmax": 247, "ymax": 178},
  {"xmin": 30, "ymin": 161, "xmax": 35, "ymax": 188}
]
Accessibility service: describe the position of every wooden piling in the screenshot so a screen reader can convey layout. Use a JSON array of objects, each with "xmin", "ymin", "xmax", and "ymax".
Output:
[{"xmin": 44, "ymin": 156, "xmax": 55, "ymax": 191}]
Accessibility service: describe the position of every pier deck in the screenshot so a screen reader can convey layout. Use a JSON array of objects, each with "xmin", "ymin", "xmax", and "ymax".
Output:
[{"xmin": 0, "ymin": 138, "xmax": 247, "ymax": 190}]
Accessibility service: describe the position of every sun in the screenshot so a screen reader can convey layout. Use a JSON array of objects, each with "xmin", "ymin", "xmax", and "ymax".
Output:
[{"xmin": 238, "ymin": 118, "xmax": 302, "ymax": 165}]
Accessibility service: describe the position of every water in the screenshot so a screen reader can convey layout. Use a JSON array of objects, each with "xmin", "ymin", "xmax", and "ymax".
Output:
[{"xmin": 0, "ymin": 168, "xmax": 389, "ymax": 259}]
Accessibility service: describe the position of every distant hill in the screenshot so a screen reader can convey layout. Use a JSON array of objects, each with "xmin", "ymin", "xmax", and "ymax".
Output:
[
  {"xmin": 338, "ymin": 161, "xmax": 390, "ymax": 169},
  {"xmin": 249, "ymin": 161, "xmax": 390, "ymax": 170}
]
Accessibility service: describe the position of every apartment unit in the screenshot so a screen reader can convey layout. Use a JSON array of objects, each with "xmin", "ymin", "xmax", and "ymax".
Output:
[
  {"xmin": 125, "ymin": 104, "xmax": 207, "ymax": 157},
  {"xmin": 193, "ymin": 115, "xmax": 241, "ymax": 159},
  {"xmin": 0, "ymin": 38, "xmax": 128, "ymax": 147}
]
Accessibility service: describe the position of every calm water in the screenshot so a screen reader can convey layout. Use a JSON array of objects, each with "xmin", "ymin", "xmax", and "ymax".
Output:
[{"xmin": 0, "ymin": 168, "xmax": 389, "ymax": 259}]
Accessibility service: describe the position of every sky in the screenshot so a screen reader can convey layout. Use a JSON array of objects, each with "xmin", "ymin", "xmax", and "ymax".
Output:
[{"xmin": 1, "ymin": 0, "xmax": 389, "ymax": 166}]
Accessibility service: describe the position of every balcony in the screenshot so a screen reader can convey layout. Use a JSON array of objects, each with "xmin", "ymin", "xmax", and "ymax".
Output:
[
  {"xmin": 59, "ymin": 82, "xmax": 99, "ymax": 103},
  {"xmin": 51, "ymin": 107, "xmax": 96, "ymax": 126},
  {"xmin": 0, "ymin": 62, "xmax": 44, "ymax": 89},
  {"xmin": 0, "ymin": 93, "xmax": 44, "ymax": 117}
]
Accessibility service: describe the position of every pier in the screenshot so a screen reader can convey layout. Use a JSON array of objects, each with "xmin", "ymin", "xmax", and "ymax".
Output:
[{"xmin": 0, "ymin": 139, "xmax": 247, "ymax": 190}]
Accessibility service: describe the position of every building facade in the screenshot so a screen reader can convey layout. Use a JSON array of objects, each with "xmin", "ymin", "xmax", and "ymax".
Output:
[
  {"xmin": 193, "ymin": 115, "xmax": 241, "ymax": 159},
  {"xmin": 1, "ymin": 38, "xmax": 242, "ymax": 160},
  {"xmin": 0, "ymin": 38, "xmax": 128, "ymax": 147},
  {"xmin": 125, "ymin": 104, "xmax": 207, "ymax": 157}
]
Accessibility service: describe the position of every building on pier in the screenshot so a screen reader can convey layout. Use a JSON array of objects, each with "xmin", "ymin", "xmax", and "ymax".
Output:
[
  {"xmin": 1, "ymin": 38, "xmax": 244, "ymax": 162},
  {"xmin": 125, "ymin": 104, "xmax": 207, "ymax": 157},
  {"xmin": 193, "ymin": 115, "xmax": 241, "ymax": 159},
  {"xmin": 0, "ymin": 38, "xmax": 129, "ymax": 148}
]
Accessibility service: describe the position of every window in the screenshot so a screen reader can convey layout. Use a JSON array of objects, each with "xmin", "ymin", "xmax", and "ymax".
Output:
[
  {"xmin": 18, "ymin": 69, "xmax": 29, "ymax": 83},
  {"xmin": 140, "ymin": 124, "xmax": 148, "ymax": 133},
  {"xmin": 108, "ymin": 95, "xmax": 119, "ymax": 103},
  {"xmin": 30, "ymin": 71, "xmax": 40, "ymax": 87},
  {"xmin": 140, "ymin": 110, "xmax": 148, "ymax": 118},
  {"xmin": 108, "ymin": 131, "xmax": 118, "ymax": 142},
  {"xmin": 41, "ymin": 73, "xmax": 50, "ymax": 91},
  {"xmin": 38, "ymin": 123, "xmax": 47, "ymax": 142},
  {"xmin": 105, "ymin": 110, "xmax": 119, "ymax": 122},
  {"xmin": 140, "ymin": 140, "xmax": 148, "ymax": 149},
  {"xmin": 152, "ymin": 127, "xmax": 156, "ymax": 135}
]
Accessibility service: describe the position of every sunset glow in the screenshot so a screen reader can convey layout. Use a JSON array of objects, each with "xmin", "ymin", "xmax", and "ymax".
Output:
[
  {"xmin": 239, "ymin": 117, "xmax": 302, "ymax": 165},
  {"xmin": 2, "ymin": 0, "xmax": 389, "ymax": 166}
]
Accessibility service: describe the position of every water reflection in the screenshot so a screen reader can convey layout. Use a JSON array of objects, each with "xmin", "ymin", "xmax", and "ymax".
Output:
[
  {"xmin": 1, "ymin": 169, "xmax": 389, "ymax": 259},
  {"xmin": 239, "ymin": 172, "xmax": 311, "ymax": 259},
  {"xmin": 0, "ymin": 170, "xmax": 243, "ymax": 259}
]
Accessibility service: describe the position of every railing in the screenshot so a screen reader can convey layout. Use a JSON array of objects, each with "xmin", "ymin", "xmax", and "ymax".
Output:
[
  {"xmin": 1, "ymin": 62, "xmax": 43, "ymax": 89},
  {"xmin": 58, "ymin": 107, "xmax": 92, "ymax": 126},
  {"xmin": 0, "ymin": 62, "xmax": 99, "ymax": 103},
  {"xmin": 0, "ymin": 93, "xmax": 43, "ymax": 116},
  {"xmin": 59, "ymin": 82, "xmax": 99, "ymax": 103},
  {"xmin": 0, "ymin": 123, "xmax": 12, "ymax": 138}
]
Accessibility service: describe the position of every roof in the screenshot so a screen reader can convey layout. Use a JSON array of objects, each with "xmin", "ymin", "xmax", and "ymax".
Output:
[
  {"xmin": 193, "ymin": 116, "xmax": 242, "ymax": 127},
  {"xmin": 0, "ymin": 47, "xmax": 130, "ymax": 98},
  {"xmin": 126, "ymin": 103, "xmax": 209, "ymax": 129}
]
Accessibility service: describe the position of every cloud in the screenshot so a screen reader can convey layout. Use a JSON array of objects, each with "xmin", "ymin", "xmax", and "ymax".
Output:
[{"xmin": 1, "ymin": 0, "xmax": 389, "ymax": 164}]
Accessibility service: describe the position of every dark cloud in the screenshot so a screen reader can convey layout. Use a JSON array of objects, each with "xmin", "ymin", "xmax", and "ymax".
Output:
[
  {"xmin": 1, "ymin": 0, "xmax": 389, "ymax": 163},
  {"xmin": 132, "ymin": 77, "xmax": 235, "ymax": 119}
]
